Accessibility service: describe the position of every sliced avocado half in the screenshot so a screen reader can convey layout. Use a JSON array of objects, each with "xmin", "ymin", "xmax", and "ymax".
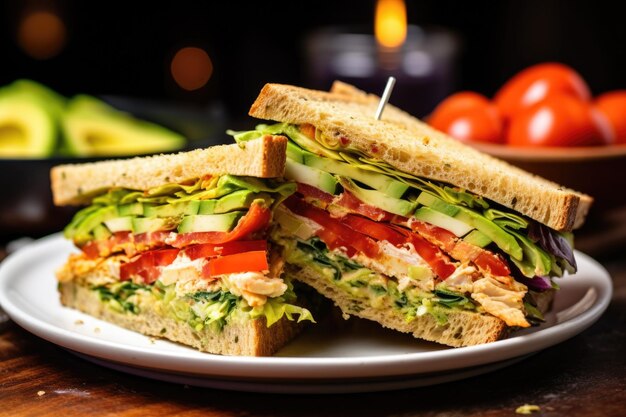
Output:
[
  {"xmin": 0, "ymin": 83, "xmax": 59, "ymax": 158},
  {"xmin": 62, "ymin": 95, "xmax": 185, "ymax": 156}
]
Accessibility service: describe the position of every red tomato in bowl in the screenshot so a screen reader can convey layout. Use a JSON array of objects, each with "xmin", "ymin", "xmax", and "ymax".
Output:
[
  {"xmin": 595, "ymin": 91, "xmax": 626, "ymax": 144},
  {"xmin": 494, "ymin": 63, "xmax": 591, "ymax": 120},
  {"xmin": 507, "ymin": 95, "xmax": 613, "ymax": 147},
  {"xmin": 428, "ymin": 92, "xmax": 504, "ymax": 144}
]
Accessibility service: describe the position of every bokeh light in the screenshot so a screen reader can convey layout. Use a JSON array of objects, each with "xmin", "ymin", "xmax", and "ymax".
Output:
[
  {"xmin": 18, "ymin": 10, "xmax": 67, "ymax": 60},
  {"xmin": 170, "ymin": 47, "xmax": 213, "ymax": 91}
]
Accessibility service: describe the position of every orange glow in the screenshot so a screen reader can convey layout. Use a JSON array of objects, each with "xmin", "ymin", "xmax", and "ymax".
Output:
[
  {"xmin": 18, "ymin": 10, "xmax": 67, "ymax": 59},
  {"xmin": 375, "ymin": 0, "xmax": 407, "ymax": 48},
  {"xmin": 171, "ymin": 47, "xmax": 213, "ymax": 91}
]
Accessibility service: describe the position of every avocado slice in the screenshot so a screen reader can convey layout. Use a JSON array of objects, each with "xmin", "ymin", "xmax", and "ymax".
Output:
[
  {"xmin": 462, "ymin": 230, "xmax": 492, "ymax": 248},
  {"xmin": 92, "ymin": 224, "xmax": 112, "ymax": 240},
  {"xmin": 144, "ymin": 201, "xmax": 200, "ymax": 218},
  {"xmin": 0, "ymin": 89, "xmax": 57, "ymax": 157},
  {"xmin": 284, "ymin": 159, "xmax": 338, "ymax": 195},
  {"xmin": 70, "ymin": 206, "xmax": 117, "ymax": 244},
  {"xmin": 214, "ymin": 191, "xmax": 271, "ymax": 213},
  {"xmin": 413, "ymin": 206, "xmax": 473, "ymax": 237},
  {"xmin": 417, "ymin": 192, "xmax": 523, "ymax": 261},
  {"xmin": 301, "ymin": 152, "xmax": 408, "ymax": 198},
  {"xmin": 338, "ymin": 177, "xmax": 416, "ymax": 216},
  {"xmin": 62, "ymin": 95, "xmax": 185, "ymax": 156},
  {"xmin": 117, "ymin": 202, "xmax": 145, "ymax": 216},
  {"xmin": 507, "ymin": 229, "xmax": 553, "ymax": 276},
  {"xmin": 177, "ymin": 212, "xmax": 243, "ymax": 233},
  {"xmin": 7, "ymin": 79, "xmax": 66, "ymax": 117},
  {"xmin": 104, "ymin": 216, "xmax": 134, "ymax": 233},
  {"xmin": 132, "ymin": 217, "xmax": 176, "ymax": 234}
]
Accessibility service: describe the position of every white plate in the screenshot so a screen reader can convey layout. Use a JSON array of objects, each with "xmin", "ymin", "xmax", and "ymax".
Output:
[{"xmin": 0, "ymin": 234, "xmax": 613, "ymax": 393}]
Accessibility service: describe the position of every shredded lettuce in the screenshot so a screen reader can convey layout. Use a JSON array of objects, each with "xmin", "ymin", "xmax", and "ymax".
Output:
[
  {"xmin": 93, "ymin": 281, "xmax": 151, "ymax": 314},
  {"xmin": 64, "ymin": 174, "xmax": 295, "ymax": 244},
  {"xmin": 155, "ymin": 281, "xmax": 313, "ymax": 331}
]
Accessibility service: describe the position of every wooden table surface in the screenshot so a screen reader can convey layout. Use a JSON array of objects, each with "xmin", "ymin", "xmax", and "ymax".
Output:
[{"xmin": 1, "ymin": 242, "xmax": 625, "ymax": 417}]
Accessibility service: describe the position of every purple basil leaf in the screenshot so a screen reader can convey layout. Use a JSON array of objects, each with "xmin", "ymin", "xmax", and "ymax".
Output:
[
  {"xmin": 528, "ymin": 223, "xmax": 577, "ymax": 271},
  {"xmin": 516, "ymin": 275, "xmax": 553, "ymax": 291}
]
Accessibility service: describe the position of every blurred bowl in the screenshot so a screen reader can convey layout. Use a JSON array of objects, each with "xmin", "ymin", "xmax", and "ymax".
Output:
[
  {"xmin": 0, "ymin": 97, "xmax": 228, "ymax": 243},
  {"xmin": 470, "ymin": 143, "xmax": 626, "ymax": 214}
]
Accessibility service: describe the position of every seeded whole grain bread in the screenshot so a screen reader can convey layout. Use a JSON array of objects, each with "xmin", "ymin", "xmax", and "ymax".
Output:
[
  {"xmin": 288, "ymin": 264, "xmax": 555, "ymax": 347},
  {"xmin": 51, "ymin": 135, "xmax": 287, "ymax": 206},
  {"xmin": 249, "ymin": 83, "xmax": 592, "ymax": 232},
  {"xmin": 58, "ymin": 280, "xmax": 302, "ymax": 356}
]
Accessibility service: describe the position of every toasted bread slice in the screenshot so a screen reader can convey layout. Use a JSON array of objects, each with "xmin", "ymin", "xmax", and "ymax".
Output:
[
  {"xmin": 288, "ymin": 264, "xmax": 555, "ymax": 347},
  {"xmin": 249, "ymin": 83, "xmax": 592, "ymax": 231},
  {"xmin": 51, "ymin": 135, "xmax": 287, "ymax": 206},
  {"xmin": 58, "ymin": 281, "xmax": 302, "ymax": 356},
  {"xmin": 287, "ymin": 264, "xmax": 507, "ymax": 347}
]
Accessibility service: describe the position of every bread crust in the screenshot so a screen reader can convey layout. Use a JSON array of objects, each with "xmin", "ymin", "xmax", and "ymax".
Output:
[
  {"xmin": 51, "ymin": 135, "xmax": 287, "ymax": 206},
  {"xmin": 249, "ymin": 83, "xmax": 592, "ymax": 231},
  {"xmin": 58, "ymin": 280, "xmax": 304, "ymax": 356}
]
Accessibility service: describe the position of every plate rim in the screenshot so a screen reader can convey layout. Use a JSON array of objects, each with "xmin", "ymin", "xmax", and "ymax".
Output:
[{"xmin": 0, "ymin": 233, "xmax": 613, "ymax": 380}]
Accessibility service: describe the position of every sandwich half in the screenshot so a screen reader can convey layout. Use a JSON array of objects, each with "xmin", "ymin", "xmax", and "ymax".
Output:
[
  {"xmin": 51, "ymin": 136, "xmax": 313, "ymax": 356},
  {"xmin": 230, "ymin": 83, "xmax": 592, "ymax": 347}
]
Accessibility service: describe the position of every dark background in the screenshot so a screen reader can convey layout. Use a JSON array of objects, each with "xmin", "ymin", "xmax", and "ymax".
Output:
[{"xmin": 2, "ymin": 0, "xmax": 625, "ymax": 124}]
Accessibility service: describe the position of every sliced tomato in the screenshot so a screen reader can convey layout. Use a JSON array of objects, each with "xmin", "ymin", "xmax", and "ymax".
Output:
[
  {"xmin": 409, "ymin": 220, "xmax": 511, "ymax": 278},
  {"xmin": 409, "ymin": 220, "xmax": 458, "ymax": 250},
  {"xmin": 120, "ymin": 248, "xmax": 180, "ymax": 284},
  {"xmin": 184, "ymin": 240, "xmax": 267, "ymax": 261},
  {"xmin": 207, "ymin": 250, "xmax": 269, "ymax": 276},
  {"xmin": 284, "ymin": 196, "xmax": 379, "ymax": 258},
  {"xmin": 80, "ymin": 240, "xmax": 105, "ymax": 259},
  {"xmin": 80, "ymin": 231, "xmax": 171, "ymax": 259},
  {"xmin": 134, "ymin": 231, "xmax": 171, "ymax": 248},
  {"xmin": 472, "ymin": 251, "xmax": 510, "ymax": 277},
  {"xmin": 341, "ymin": 215, "xmax": 406, "ymax": 246},
  {"xmin": 386, "ymin": 224, "xmax": 457, "ymax": 280},
  {"xmin": 334, "ymin": 190, "xmax": 395, "ymax": 222},
  {"xmin": 167, "ymin": 202, "xmax": 271, "ymax": 248},
  {"xmin": 297, "ymin": 182, "xmax": 334, "ymax": 204},
  {"xmin": 315, "ymin": 226, "xmax": 358, "ymax": 258}
]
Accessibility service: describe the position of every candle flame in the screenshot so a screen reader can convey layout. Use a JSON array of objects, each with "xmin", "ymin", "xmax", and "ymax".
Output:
[{"xmin": 375, "ymin": 0, "xmax": 407, "ymax": 48}]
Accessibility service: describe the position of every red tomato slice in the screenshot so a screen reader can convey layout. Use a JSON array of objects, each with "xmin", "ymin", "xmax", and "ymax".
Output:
[
  {"xmin": 81, "ymin": 231, "xmax": 171, "ymax": 259},
  {"xmin": 473, "ymin": 251, "xmax": 511, "ymax": 277},
  {"xmin": 207, "ymin": 250, "xmax": 269, "ymax": 276},
  {"xmin": 315, "ymin": 226, "xmax": 358, "ymax": 258},
  {"xmin": 184, "ymin": 240, "xmax": 267, "ymax": 261},
  {"xmin": 167, "ymin": 202, "xmax": 271, "ymax": 248},
  {"xmin": 385, "ymin": 224, "xmax": 456, "ymax": 279},
  {"xmin": 334, "ymin": 190, "xmax": 395, "ymax": 222},
  {"xmin": 297, "ymin": 182, "xmax": 334, "ymax": 204},
  {"xmin": 409, "ymin": 220, "xmax": 511, "ymax": 278},
  {"xmin": 120, "ymin": 248, "xmax": 180, "ymax": 284},
  {"xmin": 341, "ymin": 215, "xmax": 406, "ymax": 246},
  {"xmin": 283, "ymin": 196, "xmax": 379, "ymax": 259}
]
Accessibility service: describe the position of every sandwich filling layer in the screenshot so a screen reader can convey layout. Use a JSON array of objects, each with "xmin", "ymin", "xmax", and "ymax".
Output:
[
  {"xmin": 58, "ymin": 174, "xmax": 313, "ymax": 333},
  {"xmin": 231, "ymin": 124, "xmax": 576, "ymax": 329}
]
